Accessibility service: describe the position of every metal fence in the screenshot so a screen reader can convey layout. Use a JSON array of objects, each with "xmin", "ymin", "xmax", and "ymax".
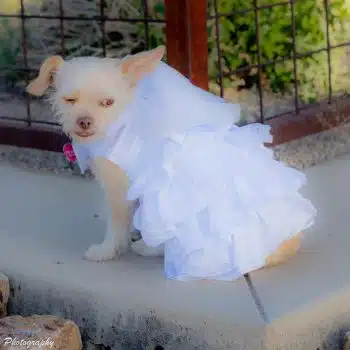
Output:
[
  {"xmin": 0, "ymin": 0, "xmax": 350, "ymax": 151},
  {"xmin": 204, "ymin": 0, "xmax": 350, "ymax": 144}
]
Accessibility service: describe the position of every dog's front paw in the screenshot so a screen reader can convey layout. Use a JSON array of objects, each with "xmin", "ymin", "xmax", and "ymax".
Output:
[
  {"xmin": 131, "ymin": 239, "xmax": 164, "ymax": 257},
  {"xmin": 84, "ymin": 243, "xmax": 117, "ymax": 262}
]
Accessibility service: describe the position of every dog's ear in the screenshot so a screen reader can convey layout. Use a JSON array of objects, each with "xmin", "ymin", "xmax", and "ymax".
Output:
[
  {"xmin": 120, "ymin": 45, "xmax": 165, "ymax": 85},
  {"xmin": 26, "ymin": 55, "xmax": 64, "ymax": 96}
]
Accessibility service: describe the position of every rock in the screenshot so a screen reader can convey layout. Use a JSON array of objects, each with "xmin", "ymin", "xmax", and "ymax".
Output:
[
  {"xmin": 0, "ymin": 273, "xmax": 9, "ymax": 318},
  {"xmin": 0, "ymin": 315, "xmax": 82, "ymax": 349},
  {"xmin": 344, "ymin": 332, "xmax": 350, "ymax": 350}
]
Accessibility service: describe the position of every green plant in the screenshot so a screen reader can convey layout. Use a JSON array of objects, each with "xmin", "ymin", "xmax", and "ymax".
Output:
[
  {"xmin": 207, "ymin": 0, "xmax": 350, "ymax": 102},
  {"xmin": 140, "ymin": 0, "xmax": 350, "ymax": 102},
  {"xmin": 0, "ymin": 17, "xmax": 23, "ymax": 86},
  {"xmin": 134, "ymin": 0, "xmax": 166, "ymax": 57}
]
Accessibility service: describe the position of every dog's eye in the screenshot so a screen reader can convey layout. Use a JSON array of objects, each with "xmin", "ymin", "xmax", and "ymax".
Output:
[
  {"xmin": 63, "ymin": 97, "xmax": 77, "ymax": 104},
  {"xmin": 99, "ymin": 98, "xmax": 115, "ymax": 107}
]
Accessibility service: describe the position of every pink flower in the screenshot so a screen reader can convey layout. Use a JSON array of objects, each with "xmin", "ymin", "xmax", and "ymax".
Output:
[{"xmin": 63, "ymin": 143, "xmax": 77, "ymax": 163}]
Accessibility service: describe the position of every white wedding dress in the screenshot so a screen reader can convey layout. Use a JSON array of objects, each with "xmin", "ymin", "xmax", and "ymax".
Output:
[{"xmin": 72, "ymin": 62, "xmax": 317, "ymax": 281}]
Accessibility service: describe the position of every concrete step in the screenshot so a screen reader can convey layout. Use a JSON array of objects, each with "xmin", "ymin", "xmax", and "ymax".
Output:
[
  {"xmin": 249, "ymin": 154, "xmax": 350, "ymax": 350},
  {"xmin": 0, "ymin": 153, "xmax": 349, "ymax": 349}
]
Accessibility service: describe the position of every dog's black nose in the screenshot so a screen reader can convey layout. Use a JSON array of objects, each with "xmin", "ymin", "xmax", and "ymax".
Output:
[{"xmin": 77, "ymin": 116, "xmax": 93, "ymax": 130}]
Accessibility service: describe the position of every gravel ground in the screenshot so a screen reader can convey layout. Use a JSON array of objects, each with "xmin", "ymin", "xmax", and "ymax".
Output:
[
  {"xmin": 1, "ymin": 121, "xmax": 350, "ymax": 178},
  {"xmin": 0, "ymin": 144, "xmax": 93, "ymax": 179},
  {"xmin": 274, "ymin": 122, "xmax": 350, "ymax": 168}
]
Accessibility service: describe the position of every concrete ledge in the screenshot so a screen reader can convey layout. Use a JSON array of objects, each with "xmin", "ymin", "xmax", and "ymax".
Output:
[
  {"xmin": 1, "ymin": 152, "xmax": 350, "ymax": 349},
  {"xmin": 250, "ymin": 154, "xmax": 350, "ymax": 350},
  {"xmin": 0, "ymin": 165, "xmax": 264, "ymax": 349}
]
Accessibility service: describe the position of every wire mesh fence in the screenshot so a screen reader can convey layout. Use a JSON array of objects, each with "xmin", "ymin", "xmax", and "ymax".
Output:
[
  {"xmin": 207, "ymin": 0, "xmax": 350, "ymax": 125},
  {"xmin": 0, "ymin": 0, "xmax": 165, "ymax": 129},
  {"xmin": 0, "ymin": 0, "xmax": 350, "ymax": 150}
]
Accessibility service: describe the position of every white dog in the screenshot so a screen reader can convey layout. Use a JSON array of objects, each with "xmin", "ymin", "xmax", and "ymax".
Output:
[
  {"xmin": 26, "ymin": 47, "xmax": 167, "ymax": 261},
  {"xmin": 26, "ymin": 46, "xmax": 315, "ymax": 280}
]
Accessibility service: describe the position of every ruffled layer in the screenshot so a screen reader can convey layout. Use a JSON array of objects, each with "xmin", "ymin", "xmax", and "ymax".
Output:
[{"xmin": 128, "ymin": 123, "xmax": 316, "ymax": 281}]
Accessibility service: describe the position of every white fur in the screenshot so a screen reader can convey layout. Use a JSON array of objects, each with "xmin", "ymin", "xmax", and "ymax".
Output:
[
  {"xmin": 51, "ymin": 57, "xmax": 134, "ymax": 142},
  {"xmin": 37, "ymin": 49, "xmax": 166, "ymax": 260}
]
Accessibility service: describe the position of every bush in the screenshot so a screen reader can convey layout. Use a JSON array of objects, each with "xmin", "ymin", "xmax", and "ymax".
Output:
[
  {"xmin": 207, "ymin": 0, "xmax": 350, "ymax": 102},
  {"xmin": 0, "ymin": 17, "xmax": 23, "ymax": 86},
  {"xmin": 145, "ymin": 0, "xmax": 350, "ymax": 102},
  {"xmin": 135, "ymin": 0, "xmax": 166, "ymax": 55}
]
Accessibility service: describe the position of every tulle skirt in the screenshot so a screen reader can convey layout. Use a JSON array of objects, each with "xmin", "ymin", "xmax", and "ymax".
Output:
[{"xmin": 127, "ymin": 123, "xmax": 316, "ymax": 281}]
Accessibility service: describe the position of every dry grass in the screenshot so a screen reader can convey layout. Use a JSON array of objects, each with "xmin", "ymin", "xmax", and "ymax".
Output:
[{"xmin": 0, "ymin": 0, "xmax": 156, "ymax": 69}]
